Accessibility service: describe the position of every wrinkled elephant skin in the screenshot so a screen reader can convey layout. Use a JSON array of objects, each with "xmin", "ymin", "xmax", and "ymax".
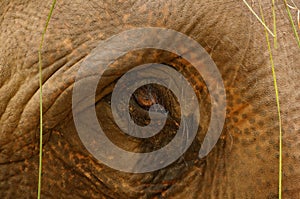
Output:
[{"xmin": 0, "ymin": 0, "xmax": 299, "ymax": 198}]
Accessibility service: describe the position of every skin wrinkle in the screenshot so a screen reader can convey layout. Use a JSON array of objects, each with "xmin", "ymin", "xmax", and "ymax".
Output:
[
  {"xmin": 1, "ymin": 39, "xmax": 91, "ymax": 160},
  {"xmin": 38, "ymin": 54, "xmax": 86, "ymax": 119},
  {"xmin": 0, "ymin": 0, "xmax": 299, "ymax": 198}
]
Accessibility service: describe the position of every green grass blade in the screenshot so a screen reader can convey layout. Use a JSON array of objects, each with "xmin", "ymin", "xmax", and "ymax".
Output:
[
  {"xmin": 38, "ymin": 0, "xmax": 57, "ymax": 198},
  {"xmin": 258, "ymin": 2, "xmax": 282, "ymax": 199},
  {"xmin": 272, "ymin": 0, "xmax": 278, "ymax": 48},
  {"xmin": 283, "ymin": 0, "xmax": 300, "ymax": 48},
  {"xmin": 243, "ymin": 0, "xmax": 275, "ymax": 37}
]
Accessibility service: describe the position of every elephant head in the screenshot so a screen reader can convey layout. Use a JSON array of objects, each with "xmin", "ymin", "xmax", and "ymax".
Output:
[{"xmin": 0, "ymin": 0, "xmax": 299, "ymax": 198}]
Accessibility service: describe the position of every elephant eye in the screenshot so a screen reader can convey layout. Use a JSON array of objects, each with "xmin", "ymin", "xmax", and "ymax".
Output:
[{"xmin": 92, "ymin": 49, "xmax": 209, "ymax": 154}]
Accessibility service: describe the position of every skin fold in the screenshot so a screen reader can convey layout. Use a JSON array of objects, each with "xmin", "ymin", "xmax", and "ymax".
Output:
[{"xmin": 0, "ymin": 0, "xmax": 299, "ymax": 198}]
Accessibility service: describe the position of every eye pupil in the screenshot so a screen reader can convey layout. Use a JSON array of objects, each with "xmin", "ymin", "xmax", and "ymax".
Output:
[{"xmin": 134, "ymin": 85, "xmax": 158, "ymax": 108}]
